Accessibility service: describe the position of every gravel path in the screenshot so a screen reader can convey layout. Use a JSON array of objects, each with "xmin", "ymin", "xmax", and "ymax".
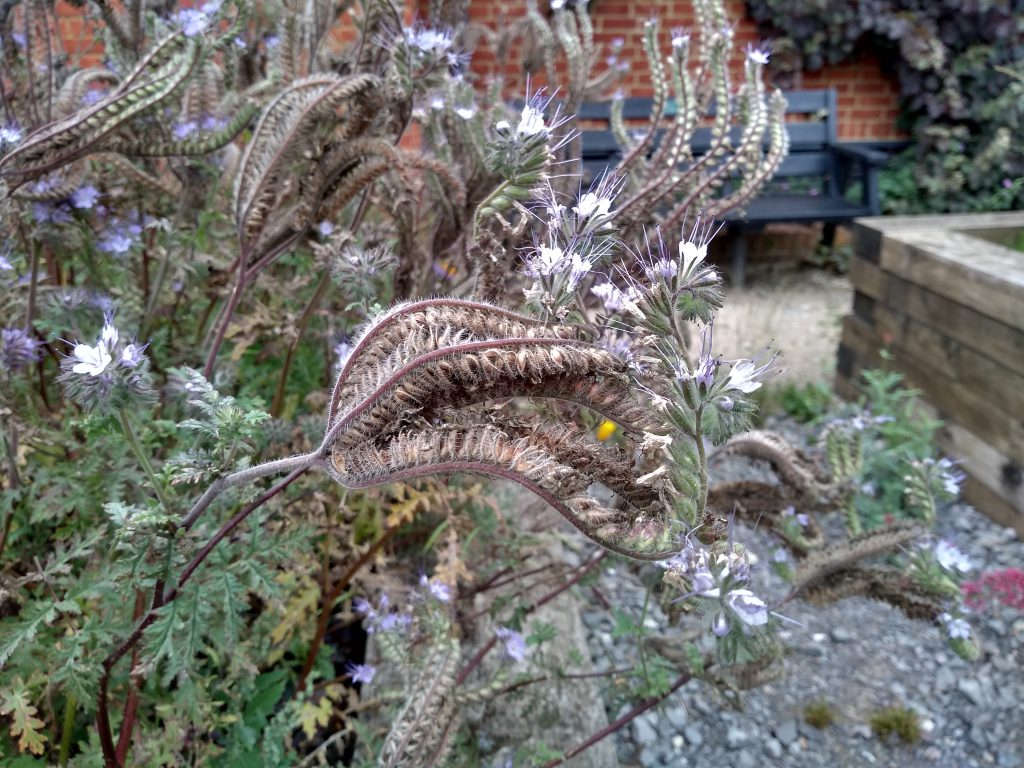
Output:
[{"xmin": 576, "ymin": 428, "xmax": 1024, "ymax": 768}]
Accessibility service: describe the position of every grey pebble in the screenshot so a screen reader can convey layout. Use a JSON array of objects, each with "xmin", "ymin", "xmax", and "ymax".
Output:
[
  {"xmin": 774, "ymin": 719, "xmax": 799, "ymax": 747},
  {"xmin": 726, "ymin": 726, "xmax": 748, "ymax": 750},
  {"xmin": 831, "ymin": 626, "xmax": 855, "ymax": 643},
  {"xmin": 665, "ymin": 706, "xmax": 687, "ymax": 732},
  {"xmin": 764, "ymin": 738, "xmax": 784, "ymax": 759},
  {"xmin": 632, "ymin": 714, "xmax": 659, "ymax": 747},
  {"xmin": 683, "ymin": 724, "xmax": 704, "ymax": 747},
  {"xmin": 958, "ymin": 678, "xmax": 986, "ymax": 707}
]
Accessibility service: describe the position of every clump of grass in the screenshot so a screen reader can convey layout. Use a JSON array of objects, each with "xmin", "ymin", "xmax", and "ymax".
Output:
[
  {"xmin": 804, "ymin": 699, "xmax": 836, "ymax": 729},
  {"xmin": 870, "ymin": 706, "xmax": 921, "ymax": 744}
]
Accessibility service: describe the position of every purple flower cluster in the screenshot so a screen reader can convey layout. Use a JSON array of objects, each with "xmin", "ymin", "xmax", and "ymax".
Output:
[
  {"xmin": 354, "ymin": 593, "xmax": 412, "ymax": 634},
  {"xmin": 1, "ymin": 327, "xmax": 42, "ymax": 373}
]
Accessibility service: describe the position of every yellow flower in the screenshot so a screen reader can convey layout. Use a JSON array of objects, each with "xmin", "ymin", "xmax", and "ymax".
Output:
[{"xmin": 596, "ymin": 420, "xmax": 617, "ymax": 441}]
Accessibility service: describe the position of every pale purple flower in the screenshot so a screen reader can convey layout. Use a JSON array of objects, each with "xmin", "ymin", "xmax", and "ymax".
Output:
[
  {"xmin": 728, "ymin": 589, "xmax": 769, "ymax": 627},
  {"xmin": 771, "ymin": 548, "xmax": 790, "ymax": 563},
  {"xmin": 420, "ymin": 574, "xmax": 451, "ymax": 602},
  {"xmin": 0, "ymin": 124, "xmax": 21, "ymax": 147},
  {"xmin": 711, "ymin": 612, "xmax": 731, "ymax": 637},
  {"xmin": 938, "ymin": 613, "xmax": 971, "ymax": 640},
  {"xmin": 591, "ymin": 282, "xmax": 641, "ymax": 317},
  {"xmin": 175, "ymin": 8, "xmax": 210, "ymax": 37},
  {"xmin": 172, "ymin": 120, "xmax": 198, "ymax": 140},
  {"xmin": 347, "ymin": 662, "xmax": 376, "ymax": 684},
  {"xmin": 71, "ymin": 185, "xmax": 100, "ymax": 210},
  {"xmin": 98, "ymin": 226, "xmax": 135, "ymax": 255},
  {"xmin": 119, "ymin": 342, "xmax": 147, "ymax": 368},
  {"xmin": 81, "ymin": 89, "xmax": 106, "ymax": 105},
  {"xmin": 936, "ymin": 458, "xmax": 964, "ymax": 496},
  {"xmin": 317, "ymin": 220, "xmax": 334, "ymax": 237},
  {"xmin": 264, "ymin": 34, "xmax": 280, "ymax": 48},
  {"xmin": 1, "ymin": 327, "xmax": 42, "ymax": 372},
  {"xmin": 0, "ymin": 254, "xmax": 12, "ymax": 270},
  {"xmin": 1002, "ymin": 178, "xmax": 1013, "ymax": 189},
  {"xmin": 671, "ymin": 28, "xmax": 690, "ymax": 49},
  {"xmin": 934, "ymin": 540, "xmax": 972, "ymax": 573},
  {"xmin": 496, "ymin": 626, "xmax": 527, "ymax": 663}
]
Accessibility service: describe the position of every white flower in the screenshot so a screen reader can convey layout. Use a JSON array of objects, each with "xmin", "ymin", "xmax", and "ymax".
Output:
[
  {"xmin": 408, "ymin": 27, "xmax": 453, "ymax": 53},
  {"xmin": 725, "ymin": 359, "xmax": 764, "ymax": 393},
  {"xmin": 671, "ymin": 28, "xmax": 690, "ymax": 49},
  {"xmin": 746, "ymin": 43, "xmax": 770, "ymax": 65},
  {"xmin": 0, "ymin": 125, "xmax": 22, "ymax": 146},
  {"xmin": 517, "ymin": 105, "xmax": 546, "ymax": 137},
  {"xmin": 591, "ymin": 282, "xmax": 643, "ymax": 317},
  {"xmin": 495, "ymin": 119, "xmax": 511, "ymax": 132},
  {"xmin": 573, "ymin": 192, "xmax": 612, "ymax": 219},
  {"xmin": 678, "ymin": 238, "xmax": 707, "ymax": 273},
  {"xmin": 455, "ymin": 106, "xmax": 475, "ymax": 120},
  {"xmin": 934, "ymin": 540, "xmax": 972, "ymax": 573},
  {"xmin": 100, "ymin": 322, "xmax": 119, "ymax": 350},
  {"xmin": 728, "ymin": 589, "xmax": 769, "ymax": 627},
  {"xmin": 531, "ymin": 245, "xmax": 565, "ymax": 276},
  {"xmin": 568, "ymin": 251, "xmax": 594, "ymax": 283},
  {"xmin": 72, "ymin": 342, "xmax": 112, "ymax": 376}
]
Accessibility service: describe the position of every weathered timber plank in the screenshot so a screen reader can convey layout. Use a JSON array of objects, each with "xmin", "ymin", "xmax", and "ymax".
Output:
[
  {"xmin": 852, "ymin": 212, "xmax": 1024, "ymax": 332},
  {"xmin": 854, "ymin": 296, "xmax": 1024, "ymax": 416},
  {"xmin": 877, "ymin": 234, "xmax": 1024, "ymax": 332},
  {"xmin": 837, "ymin": 315, "xmax": 1024, "ymax": 465},
  {"xmin": 937, "ymin": 423, "xmax": 1024, "ymax": 534},
  {"xmin": 849, "ymin": 257, "xmax": 1024, "ymax": 378}
]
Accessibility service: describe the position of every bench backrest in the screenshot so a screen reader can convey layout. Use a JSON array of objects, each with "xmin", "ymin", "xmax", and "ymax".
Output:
[{"xmin": 579, "ymin": 88, "xmax": 839, "ymax": 182}]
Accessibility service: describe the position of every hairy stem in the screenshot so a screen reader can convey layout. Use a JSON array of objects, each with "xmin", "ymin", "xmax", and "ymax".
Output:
[
  {"xmin": 119, "ymin": 409, "xmax": 174, "ymax": 515},
  {"xmin": 539, "ymin": 669, "xmax": 692, "ymax": 767},
  {"xmin": 96, "ymin": 467, "xmax": 309, "ymax": 768},
  {"xmin": 179, "ymin": 451, "xmax": 319, "ymax": 530}
]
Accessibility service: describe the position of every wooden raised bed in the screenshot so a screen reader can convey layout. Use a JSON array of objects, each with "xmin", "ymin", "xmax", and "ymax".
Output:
[{"xmin": 835, "ymin": 212, "xmax": 1024, "ymax": 534}]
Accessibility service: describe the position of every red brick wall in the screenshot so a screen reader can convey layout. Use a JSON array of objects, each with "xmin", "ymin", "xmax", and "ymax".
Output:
[
  {"xmin": 51, "ymin": 0, "xmax": 903, "ymax": 140},
  {"xmin": 460, "ymin": 0, "xmax": 904, "ymax": 141}
]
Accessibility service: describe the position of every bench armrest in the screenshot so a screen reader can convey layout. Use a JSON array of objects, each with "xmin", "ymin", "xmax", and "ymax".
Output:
[
  {"xmin": 831, "ymin": 143, "xmax": 890, "ymax": 166},
  {"xmin": 830, "ymin": 143, "xmax": 893, "ymax": 215}
]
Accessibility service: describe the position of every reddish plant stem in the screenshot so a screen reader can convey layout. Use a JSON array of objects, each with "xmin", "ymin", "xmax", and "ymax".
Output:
[
  {"xmin": 455, "ymin": 552, "xmax": 606, "ymax": 686},
  {"xmin": 96, "ymin": 467, "xmax": 308, "ymax": 768},
  {"xmin": 294, "ymin": 524, "xmax": 399, "ymax": 694},
  {"xmin": 114, "ymin": 590, "xmax": 147, "ymax": 764},
  {"xmin": 539, "ymin": 669, "xmax": 693, "ymax": 768}
]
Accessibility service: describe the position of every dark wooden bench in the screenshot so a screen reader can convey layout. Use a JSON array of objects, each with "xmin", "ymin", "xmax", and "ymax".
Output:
[{"xmin": 578, "ymin": 89, "xmax": 892, "ymax": 286}]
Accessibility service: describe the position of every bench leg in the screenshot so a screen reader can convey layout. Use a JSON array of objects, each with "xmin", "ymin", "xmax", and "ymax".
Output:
[
  {"xmin": 730, "ymin": 232, "xmax": 747, "ymax": 289},
  {"xmin": 822, "ymin": 222, "xmax": 837, "ymax": 248}
]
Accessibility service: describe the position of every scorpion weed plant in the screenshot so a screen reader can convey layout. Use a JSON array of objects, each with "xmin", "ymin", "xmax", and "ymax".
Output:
[{"xmin": 0, "ymin": 0, "xmax": 980, "ymax": 765}]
